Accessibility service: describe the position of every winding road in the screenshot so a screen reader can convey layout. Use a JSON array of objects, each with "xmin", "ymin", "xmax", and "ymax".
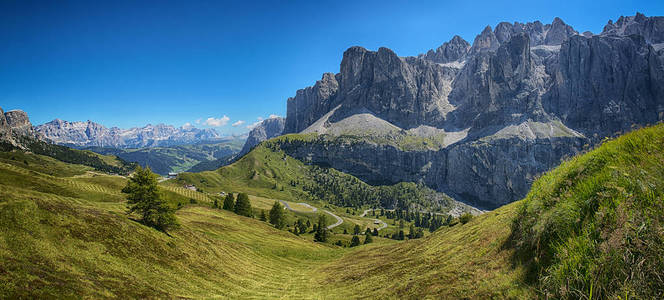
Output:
[
  {"xmin": 360, "ymin": 209, "xmax": 388, "ymax": 231},
  {"xmin": 280, "ymin": 201, "xmax": 343, "ymax": 230}
]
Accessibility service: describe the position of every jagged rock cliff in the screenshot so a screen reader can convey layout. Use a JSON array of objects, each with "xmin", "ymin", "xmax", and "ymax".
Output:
[
  {"xmin": 273, "ymin": 13, "xmax": 664, "ymax": 208},
  {"xmin": 35, "ymin": 119, "xmax": 222, "ymax": 148},
  {"xmin": 0, "ymin": 107, "xmax": 35, "ymax": 148},
  {"xmin": 238, "ymin": 117, "xmax": 285, "ymax": 156}
]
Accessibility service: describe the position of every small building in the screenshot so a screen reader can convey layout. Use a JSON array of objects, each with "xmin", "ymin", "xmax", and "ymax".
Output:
[
  {"xmin": 167, "ymin": 172, "xmax": 178, "ymax": 179},
  {"xmin": 374, "ymin": 220, "xmax": 381, "ymax": 225},
  {"xmin": 219, "ymin": 191, "xmax": 227, "ymax": 197},
  {"xmin": 184, "ymin": 184, "xmax": 197, "ymax": 191}
]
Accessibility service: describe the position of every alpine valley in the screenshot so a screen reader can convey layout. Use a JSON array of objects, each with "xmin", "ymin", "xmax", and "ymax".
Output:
[{"xmin": 1, "ymin": 11, "xmax": 664, "ymax": 300}]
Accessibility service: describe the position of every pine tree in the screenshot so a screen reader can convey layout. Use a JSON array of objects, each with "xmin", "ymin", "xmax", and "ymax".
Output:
[
  {"xmin": 234, "ymin": 193, "xmax": 252, "ymax": 217},
  {"xmin": 398, "ymin": 230, "xmax": 405, "ymax": 240},
  {"xmin": 364, "ymin": 232, "xmax": 373, "ymax": 244},
  {"xmin": 259, "ymin": 210, "xmax": 267, "ymax": 221},
  {"xmin": 222, "ymin": 193, "xmax": 235, "ymax": 211},
  {"xmin": 269, "ymin": 201, "xmax": 285, "ymax": 229},
  {"xmin": 122, "ymin": 166, "xmax": 179, "ymax": 232},
  {"xmin": 314, "ymin": 214, "xmax": 328, "ymax": 242},
  {"xmin": 296, "ymin": 218, "xmax": 308, "ymax": 234},
  {"xmin": 212, "ymin": 198, "xmax": 219, "ymax": 209},
  {"xmin": 350, "ymin": 235, "xmax": 361, "ymax": 247},
  {"xmin": 408, "ymin": 224, "xmax": 415, "ymax": 239},
  {"xmin": 353, "ymin": 224, "xmax": 361, "ymax": 235},
  {"xmin": 372, "ymin": 228, "xmax": 379, "ymax": 236}
]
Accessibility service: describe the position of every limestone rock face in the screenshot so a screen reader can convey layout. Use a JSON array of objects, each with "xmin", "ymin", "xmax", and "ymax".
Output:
[
  {"xmin": 275, "ymin": 13, "xmax": 664, "ymax": 208},
  {"xmin": 0, "ymin": 107, "xmax": 37, "ymax": 148},
  {"xmin": 4, "ymin": 110, "xmax": 34, "ymax": 137},
  {"xmin": 545, "ymin": 34, "xmax": 664, "ymax": 139},
  {"xmin": 602, "ymin": 13, "xmax": 664, "ymax": 44},
  {"xmin": 285, "ymin": 73, "xmax": 338, "ymax": 133},
  {"xmin": 419, "ymin": 35, "xmax": 471, "ymax": 64},
  {"xmin": 470, "ymin": 26, "xmax": 501, "ymax": 54},
  {"xmin": 0, "ymin": 108, "xmax": 11, "ymax": 142},
  {"xmin": 239, "ymin": 117, "xmax": 285, "ymax": 156}
]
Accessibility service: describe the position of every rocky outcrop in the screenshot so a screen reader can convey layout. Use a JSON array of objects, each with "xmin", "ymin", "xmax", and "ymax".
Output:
[
  {"xmin": 239, "ymin": 117, "xmax": 285, "ymax": 156},
  {"xmin": 35, "ymin": 120, "xmax": 222, "ymax": 148},
  {"xmin": 285, "ymin": 73, "xmax": 339, "ymax": 133},
  {"xmin": 545, "ymin": 34, "xmax": 664, "ymax": 139},
  {"xmin": 602, "ymin": 12, "xmax": 664, "ymax": 44},
  {"xmin": 5, "ymin": 110, "xmax": 34, "ymax": 137},
  {"xmin": 0, "ymin": 108, "xmax": 11, "ymax": 142},
  {"xmin": 419, "ymin": 35, "xmax": 471, "ymax": 64},
  {"xmin": 274, "ymin": 124, "xmax": 584, "ymax": 208},
  {"xmin": 0, "ymin": 107, "xmax": 36, "ymax": 148}
]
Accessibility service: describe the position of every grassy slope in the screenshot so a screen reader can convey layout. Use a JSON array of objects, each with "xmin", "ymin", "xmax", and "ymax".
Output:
[
  {"xmin": 512, "ymin": 123, "xmax": 664, "ymax": 299},
  {"xmin": 3, "ymin": 125, "xmax": 662, "ymax": 299},
  {"xmin": 317, "ymin": 202, "xmax": 534, "ymax": 299},
  {"xmin": 0, "ymin": 151, "xmax": 344, "ymax": 299}
]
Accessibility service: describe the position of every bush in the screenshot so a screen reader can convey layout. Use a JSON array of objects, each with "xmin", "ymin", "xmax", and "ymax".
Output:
[{"xmin": 459, "ymin": 213, "xmax": 473, "ymax": 224}]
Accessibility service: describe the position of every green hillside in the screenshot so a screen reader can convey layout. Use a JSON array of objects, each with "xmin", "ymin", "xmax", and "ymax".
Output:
[
  {"xmin": 1, "ymin": 136, "xmax": 136, "ymax": 175},
  {"xmin": 0, "ymin": 150, "xmax": 344, "ymax": 298},
  {"xmin": 511, "ymin": 123, "xmax": 664, "ymax": 299},
  {"xmin": 175, "ymin": 137, "xmax": 457, "ymax": 213},
  {"xmin": 1, "ymin": 124, "xmax": 663, "ymax": 299}
]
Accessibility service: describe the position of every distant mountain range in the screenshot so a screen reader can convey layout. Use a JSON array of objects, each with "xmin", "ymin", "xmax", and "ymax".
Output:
[{"xmin": 35, "ymin": 119, "xmax": 235, "ymax": 149}]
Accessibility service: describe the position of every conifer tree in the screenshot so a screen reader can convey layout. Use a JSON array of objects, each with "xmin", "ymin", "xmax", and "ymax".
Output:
[
  {"xmin": 269, "ymin": 201, "xmax": 285, "ymax": 229},
  {"xmin": 314, "ymin": 214, "xmax": 328, "ymax": 242},
  {"xmin": 398, "ymin": 230, "xmax": 405, "ymax": 240},
  {"xmin": 364, "ymin": 232, "xmax": 373, "ymax": 244},
  {"xmin": 353, "ymin": 224, "xmax": 361, "ymax": 235},
  {"xmin": 372, "ymin": 228, "xmax": 379, "ymax": 236},
  {"xmin": 350, "ymin": 235, "xmax": 361, "ymax": 247},
  {"xmin": 259, "ymin": 210, "xmax": 267, "ymax": 221},
  {"xmin": 222, "ymin": 193, "xmax": 235, "ymax": 211},
  {"xmin": 234, "ymin": 193, "xmax": 252, "ymax": 217},
  {"xmin": 122, "ymin": 166, "xmax": 179, "ymax": 232}
]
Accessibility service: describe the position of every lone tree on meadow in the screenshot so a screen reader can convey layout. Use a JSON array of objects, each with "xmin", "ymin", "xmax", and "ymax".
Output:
[
  {"xmin": 222, "ymin": 193, "xmax": 235, "ymax": 211},
  {"xmin": 353, "ymin": 224, "xmax": 361, "ymax": 235},
  {"xmin": 269, "ymin": 201, "xmax": 286, "ymax": 229},
  {"xmin": 234, "ymin": 192, "xmax": 253, "ymax": 217},
  {"xmin": 122, "ymin": 166, "xmax": 179, "ymax": 232},
  {"xmin": 314, "ymin": 214, "xmax": 328, "ymax": 242},
  {"xmin": 350, "ymin": 235, "xmax": 361, "ymax": 247}
]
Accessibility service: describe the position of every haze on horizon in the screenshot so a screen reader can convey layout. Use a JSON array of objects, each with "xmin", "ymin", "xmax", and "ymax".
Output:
[{"xmin": 1, "ymin": 0, "xmax": 662, "ymax": 134}]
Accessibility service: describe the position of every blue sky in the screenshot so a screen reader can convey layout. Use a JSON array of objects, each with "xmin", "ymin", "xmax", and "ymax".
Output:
[{"xmin": 1, "ymin": 0, "xmax": 662, "ymax": 134}]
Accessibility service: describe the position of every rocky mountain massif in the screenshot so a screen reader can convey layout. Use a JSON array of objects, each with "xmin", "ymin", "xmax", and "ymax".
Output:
[
  {"xmin": 251, "ymin": 13, "xmax": 664, "ymax": 208},
  {"xmin": 35, "ymin": 119, "xmax": 224, "ymax": 148},
  {"xmin": 0, "ymin": 107, "xmax": 36, "ymax": 147},
  {"xmin": 238, "ymin": 116, "xmax": 285, "ymax": 157}
]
